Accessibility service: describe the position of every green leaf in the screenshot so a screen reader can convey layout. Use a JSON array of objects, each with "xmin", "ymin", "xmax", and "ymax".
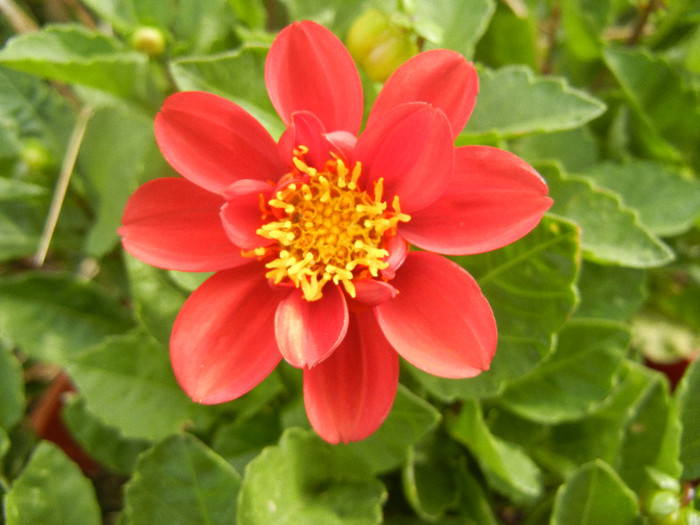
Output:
[
  {"xmin": 210, "ymin": 373, "xmax": 285, "ymax": 473},
  {"xmin": 542, "ymin": 162, "xmax": 674, "ymax": 268},
  {"xmin": 448, "ymin": 400, "xmax": 542, "ymax": 503},
  {"xmin": 475, "ymin": 1, "xmax": 538, "ymax": 69},
  {"xmin": 410, "ymin": 217, "xmax": 579, "ymax": 400},
  {"xmin": 0, "ymin": 117, "xmax": 23, "ymax": 164},
  {"xmin": 676, "ymin": 359, "xmax": 700, "ymax": 479},
  {"xmin": 559, "ymin": 0, "xmax": 611, "ymax": 61},
  {"xmin": 0, "ymin": 192, "xmax": 46, "ymax": 262},
  {"xmin": 573, "ymin": 262, "xmax": 645, "ymax": 322},
  {"xmin": 550, "ymin": 460, "xmax": 642, "ymax": 525},
  {"xmin": 548, "ymin": 362, "xmax": 683, "ymax": 490},
  {"xmin": 0, "ymin": 426, "xmax": 9, "ymax": 483},
  {"xmin": 512, "ymin": 127, "xmax": 599, "ymax": 173},
  {"xmin": 238, "ymin": 428, "xmax": 386, "ymax": 525},
  {"xmin": 0, "ymin": 66, "xmax": 74, "ymax": 161},
  {"xmin": 415, "ymin": 0, "xmax": 495, "ymax": 59},
  {"xmin": 169, "ymin": 46, "xmax": 283, "ymax": 138},
  {"xmin": 330, "ymin": 385, "xmax": 442, "ymax": 475},
  {"xmin": 603, "ymin": 47, "xmax": 700, "ymax": 169},
  {"xmin": 0, "ymin": 25, "xmax": 154, "ymax": 101},
  {"xmin": 229, "ymin": 0, "xmax": 267, "ymax": 29},
  {"xmin": 278, "ymin": 0, "xmax": 379, "ymax": 38},
  {"xmin": 124, "ymin": 254, "xmax": 188, "ymax": 345},
  {"xmin": 66, "ymin": 329, "xmax": 207, "ymax": 441},
  {"xmin": 78, "ymin": 104, "xmax": 165, "ymax": 257},
  {"xmin": 79, "ymin": 0, "xmax": 143, "ymax": 34},
  {"xmin": 498, "ymin": 319, "xmax": 629, "ymax": 424},
  {"xmin": 0, "ymin": 345, "xmax": 24, "ymax": 430},
  {"xmin": 171, "ymin": 0, "xmax": 239, "ymax": 56},
  {"xmin": 4, "ymin": 441, "xmax": 102, "ymax": 525},
  {"xmin": 0, "ymin": 178, "xmax": 46, "ymax": 201},
  {"xmin": 0, "ymin": 273, "xmax": 133, "ymax": 365},
  {"xmin": 0, "ymin": 67, "xmax": 77, "ymax": 260},
  {"xmin": 402, "ymin": 435, "xmax": 461, "ymax": 521},
  {"xmin": 461, "ymin": 66, "xmax": 606, "ymax": 140},
  {"xmin": 123, "ymin": 433, "xmax": 242, "ymax": 525},
  {"xmin": 80, "ymin": 0, "xmax": 176, "ymax": 35},
  {"xmin": 212, "ymin": 407, "xmax": 282, "ymax": 474},
  {"xmin": 457, "ymin": 465, "xmax": 499, "ymax": 525},
  {"xmin": 579, "ymin": 161, "xmax": 700, "ymax": 237},
  {"xmin": 61, "ymin": 394, "xmax": 150, "ymax": 476}
]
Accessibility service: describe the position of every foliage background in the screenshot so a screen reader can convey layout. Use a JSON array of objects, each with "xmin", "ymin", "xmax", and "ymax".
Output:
[{"xmin": 0, "ymin": 0, "xmax": 699, "ymax": 523}]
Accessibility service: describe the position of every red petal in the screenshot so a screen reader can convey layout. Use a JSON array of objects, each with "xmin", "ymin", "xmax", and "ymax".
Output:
[
  {"xmin": 170, "ymin": 265, "xmax": 283, "ymax": 404},
  {"xmin": 265, "ymin": 21, "xmax": 363, "ymax": 134},
  {"xmin": 220, "ymin": 180, "xmax": 274, "ymax": 250},
  {"xmin": 353, "ymin": 279, "xmax": 398, "ymax": 306},
  {"xmin": 155, "ymin": 91, "xmax": 285, "ymax": 194},
  {"xmin": 356, "ymin": 102, "xmax": 454, "ymax": 212},
  {"xmin": 325, "ymin": 131, "xmax": 357, "ymax": 163},
  {"xmin": 303, "ymin": 310, "xmax": 399, "ymax": 444},
  {"xmin": 381, "ymin": 233, "xmax": 408, "ymax": 280},
  {"xmin": 401, "ymin": 146, "xmax": 553, "ymax": 255},
  {"xmin": 368, "ymin": 50, "xmax": 478, "ymax": 136},
  {"xmin": 375, "ymin": 252, "xmax": 496, "ymax": 378},
  {"xmin": 119, "ymin": 178, "xmax": 246, "ymax": 271},
  {"xmin": 277, "ymin": 111, "xmax": 330, "ymax": 170},
  {"xmin": 275, "ymin": 285, "xmax": 349, "ymax": 368}
]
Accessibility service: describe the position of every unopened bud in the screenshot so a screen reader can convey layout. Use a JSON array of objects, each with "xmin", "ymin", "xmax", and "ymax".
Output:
[
  {"xmin": 645, "ymin": 490, "xmax": 682, "ymax": 524},
  {"xmin": 130, "ymin": 26, "xmax": 166, "ymax": 58},
  {"xmin": 21, "ymin": 139, "xmax": 54, "ymax": 172},
  {"xmin": 346, "ymin": 9, "xmax": 418, "ymax": 82}
]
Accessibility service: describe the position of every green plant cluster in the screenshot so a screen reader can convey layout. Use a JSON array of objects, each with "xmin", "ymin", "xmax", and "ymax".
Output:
[{"xmin": 0, "ymin": 0, "xmax": 699, "ymax": 524}]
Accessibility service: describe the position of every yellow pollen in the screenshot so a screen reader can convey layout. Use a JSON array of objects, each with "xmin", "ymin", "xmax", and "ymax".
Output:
[{"xmin": 251, "ymin": 147, "xmax": 410, "ymax": 301}]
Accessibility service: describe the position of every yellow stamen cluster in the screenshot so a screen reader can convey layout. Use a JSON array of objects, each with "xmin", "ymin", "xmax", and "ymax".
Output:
[{"xmin": 253, "ymin": 147, "xmax": 410, "ymax": 302}]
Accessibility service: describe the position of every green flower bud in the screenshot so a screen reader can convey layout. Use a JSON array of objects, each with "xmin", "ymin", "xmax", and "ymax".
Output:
[
  {"xmin": 21, "ymin": 139, "xmax": 54, "ymax": 172},
  {"xmin": 679, "ymin": 507, "xmax": 700, "ymax": 525},
  {"xmin": 646, "ymin": 490, "xmax": 683, "ymax": 524},
  {"xmin": 346, "ymin": 9, "xmax": 418, "ymax": 82},
  {"xmin": 130, "ymin": 26, "xmax": 166, "ymax": 58}
]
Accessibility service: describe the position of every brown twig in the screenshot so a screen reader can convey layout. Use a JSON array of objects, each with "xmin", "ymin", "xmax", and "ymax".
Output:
[{"xmin": 627, "ymin": 0, "xmax": 662, "ymax": 46}]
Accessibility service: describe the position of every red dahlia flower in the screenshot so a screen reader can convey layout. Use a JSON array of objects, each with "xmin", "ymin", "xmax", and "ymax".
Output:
[{"xmin": 119, "ymin": 21, "xmax": 552, "ymax": 444}]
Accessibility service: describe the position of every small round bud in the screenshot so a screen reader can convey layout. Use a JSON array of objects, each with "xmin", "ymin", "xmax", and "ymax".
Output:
[
  {"xmin": 21, "ymin": 139, "xmax": 54, "ymax": 172},
  {"xmin": 346, "ymin": 9, "xmax": 418, "ymax": 82},
  {"xmin": 645, "ymin": 490, "xmax": 682, "ymax": 524},
  {"xmin": 130, "ymin": 26, "xmax": 166, "ymax": 58}
]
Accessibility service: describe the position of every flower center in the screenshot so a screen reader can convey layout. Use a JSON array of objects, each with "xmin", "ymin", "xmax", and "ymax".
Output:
[{"xmin": 253, "ymin": 146, "xmax": 410, "ymax": 302}]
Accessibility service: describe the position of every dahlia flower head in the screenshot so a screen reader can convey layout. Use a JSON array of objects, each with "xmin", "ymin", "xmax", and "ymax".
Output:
[{"xmin": 119, "ymin": 21, "xmax": 553, "ymax": 444}]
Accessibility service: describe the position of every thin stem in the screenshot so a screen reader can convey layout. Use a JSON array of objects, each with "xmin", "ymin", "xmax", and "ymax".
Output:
[
  {"xmin": 33, "ymin": 105, "xmax": 94, "ymax": 268},
  {"xmin": 540, "ymin": 1, "xmax": 561, "ymax": 75},
  {"xmin": 628, "ymin": 0, "xmax": 661, "ymax": 46},
  {"xmin": 0, "ymin": 0, "xmax": 38, "ymax": 33}
]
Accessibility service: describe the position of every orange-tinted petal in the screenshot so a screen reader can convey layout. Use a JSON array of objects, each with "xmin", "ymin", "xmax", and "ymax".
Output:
[
  {"xmin": 220, "ymin": 179, "xmax": 274, "ymax": 250},
  {"xmin": 304, "ymin": 310, "xmax": 399, "ymax": 444},
  {"xmin": 375, "ymin": 252, "xmax": 496, "ymax": 378},
  {"xmin": 367, "ymin": 49, "xmax": 478, "ymax": 136},
  {"xmin": 119, "ymin": 177, "xmax": 245, "ymax": 272},
  {"xmin": 275, "ymin": 285, "xmax": 349, "ymax": 368},
  {"xmin": 401, "ymin": 146, "xmax": 553, "ymax": 255},
  {"xmin": 170, "ymin": 265, "xmax": 283, "ymax": 404},
  {"xmin": 356, "ymin": 102, "xmax": 454, "ymax": 212},
  {"xmin": 155, "ymin": 91, "xmax": 285, "ymax": 194},
  {"xmin": 277, "ymin": 111, "xmax": 330, "ymax": 170},
  {"xmin": 265, "ymin": 21, "xmax": 363, "ymax": 134}
]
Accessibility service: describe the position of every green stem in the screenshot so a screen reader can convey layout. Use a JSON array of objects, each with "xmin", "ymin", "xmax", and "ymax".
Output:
[{"xmin": 33, "ymin": 105, "xmax": 94, "ymax": 268}]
